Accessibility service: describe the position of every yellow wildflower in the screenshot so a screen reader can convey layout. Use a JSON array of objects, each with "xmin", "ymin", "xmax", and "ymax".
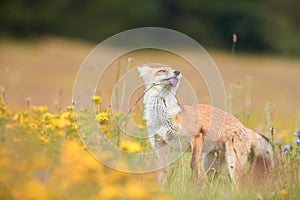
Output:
[
  {"xmin": 13, "ymin": 112, "xmax": 27, "ymax": 124},
  {"xmin": 279, "ymin": 189, "xmax": 288, "ymax": 196},
  {"xmin": 125, "ymin": 181, "xmax": 147, "ymax": 199},
  {"xmin": 32, "ymin": 106, "xmax": 48, "ymax": 113},
  {"xmin": 61, "ymin": 112, "xmax": 76, "ymax": 122},
  {"xmin": 38, "ymin": 135, "xmax": 49, "ymax": 144},
  {"xmin": 43, "ymin": 112, "xmax": 54, "ymax": 121},
  {"xmin": 105, "ymin": 133, "xmax": 112, "ymax": 139},
  {"xmin": 96, "ymin": 112, "xmax": 109, "ymax": 123},
  {"xmin": 100, "ymin": 125, "xmax": 109, "ymax": 133},
  {"xmin": 13, "ymin": 137, "xmax": 20, "ymax": 143},
  {"xmin": 0, "ymin": 104, "xmax": 12, "ymax": 116},
  {"xmin": 58, "ymin": 140, "xmax": 102, "ymax": 184},
  {"xmin": 56, "ymin": 130, "xmax": 65, "ymax": 136},
  {"xmin": 31, "ymin": 153, "xmax": 50, "ymax": 170},
  {"xmin": 53, "ymin": 118, "xmax": 70, "ymax": 129},
  {"xmin": 5, "ymin": 123, "xmax": 14, "ymax": 130},
  {"xmin": 67, "ymin": 106, "xmax": 73, "ymax": 111},
  {"xmin": 45, "ymin": 124, "xmax": 55, "ymax": 132},
  {"xmin": 70, "ymin": 123, "xmax": 77, "ymax": 132},
  {"xmin": 12, "ymin": 113, "xmax": 19, "ymax": 121},
  {"xmin": 120, "ymin": 140, "xmax": 142, "ymax": 153},
  {"xmin": 92, "ymin": 95, "xmax": 102, "ymax": 105},
  {"xmin": 99, "ymin": 185, "xmax": 121, "ymax": 199},
  {"xmin": 21, "ymin": 180, "xmax": 50, "ymax": 200},
  {"xmin": 61, "ymin": 112, "xmax": 70, "ymax": 119},
  {"xmin": 29, "ymin": 123, "xmax": 38, "ymax": 130}
]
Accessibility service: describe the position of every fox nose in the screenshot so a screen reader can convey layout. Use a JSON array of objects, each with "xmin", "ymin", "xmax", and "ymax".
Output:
[{"xmin": 174, "ymin": 70, "xmax": 180, "ymax": 76}]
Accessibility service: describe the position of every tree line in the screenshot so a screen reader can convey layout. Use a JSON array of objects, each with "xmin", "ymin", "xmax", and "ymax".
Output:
[{"xmin": 1, "ymin": 0, "xmax": 300, "ymax": 55}]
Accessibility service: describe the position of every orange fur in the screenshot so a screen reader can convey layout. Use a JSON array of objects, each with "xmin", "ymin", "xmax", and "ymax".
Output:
[{"xmin": 138, "ymin": 66, "xmax": 275, "ymax": 186}]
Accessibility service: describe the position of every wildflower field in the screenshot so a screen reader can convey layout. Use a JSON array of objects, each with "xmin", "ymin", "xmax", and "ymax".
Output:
[{"xmin": 0, "ymin": 38, "xmax": 300, "ymax": 199}]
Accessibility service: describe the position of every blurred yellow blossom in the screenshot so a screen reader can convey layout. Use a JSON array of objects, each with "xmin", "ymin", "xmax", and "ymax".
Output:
[
  {"xmin": 279, "ymin": 189, "xmax": 288, "ymax": 196},
  {"xmin": 66, "ymin": 106, "xmax": 73, "ymax": 111},
  {"xmin": 29, "ymin": 123, "xmax": 38, "ymax": 130},
  {"xmin": 21, "ymin": 180, "xmax": 50, "ymax": 200},
  {"xmin": 32, "ymin": 106, "xmax": 48, "ymax": 114},
  {"xmin": 0, "ymin": 102, "xmax": 165, "ymax": 200},
  {"xmin": 100, "ymin": 124, "xmax": 109, "ymax": 133},
  {"xmin": 13, "ymin": 137, "xmax": 21, "ymax": 143},
  {"xmin": 125, "ymin": 181, "xmax": 147, "ymax": 199},
  {"xmin": 92, "ymin": 95, "xmax": 102, "ymax": 105},
  {"xmin": 99, "ymin": 185, "xmax": 121, "ymax": 199},
  {"xmin": 96, "ymin": 112, "xmax": 109, "ymax": 123},
  {"xmin": 120, "ymin": 140, "xmax": 142, "ymax": 153},
  {"xmin": 60, "ymin": 112, "xmax": 74, "ymax": 120},
  {"xmin": 70, "ymin": 123, "xmax": 77, "ymax": 132},
  {"xmin": 43, "ymin": 112, "xmax": 54, "ymax": 121},
  {"xmin": 0, "ymin": 105, "xmax": 12, "ymax": 117},
  {"xmin": 5, "ymin": 123, "xmax": 14, "ymax": 130},
  {"xmin": 52, "ymin": 118, "xmax": 70, "ymax": 129},
  {"xmin": 12, "ymin": 113, "xmax": 20, "ymax": 122},
  {"xmin": 56, "ymin": 130, "xmax": 65, "ymax": 137},
  {"xmin": 12, "ymin": 112, "xmax": 28, "ymax": 124},
  {"xmin": 38, "ymin": 135, "xmax": 49, "ymax": 144}
]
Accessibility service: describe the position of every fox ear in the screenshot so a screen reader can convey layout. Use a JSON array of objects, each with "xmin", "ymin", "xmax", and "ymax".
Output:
[{"xmin": 137, "ymin": 66, "xmax": 152, "ymax": 78}]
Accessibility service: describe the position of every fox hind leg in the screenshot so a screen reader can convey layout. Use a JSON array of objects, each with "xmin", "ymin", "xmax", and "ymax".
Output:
[
  {"xmin": 225, "ymin": 139, "xmax": 249, "ymax": 185},
  {"xmin": 225, "ymin": 141, "xmax": 238, "ymax": 184}
]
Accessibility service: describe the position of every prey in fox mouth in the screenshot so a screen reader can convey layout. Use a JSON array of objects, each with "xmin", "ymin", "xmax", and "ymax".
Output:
[
  {"xmin": 161, "ymin": 70, "xmax": 181, "ymax": 87},
  {"xmin": 163, "ymin": 76, "xmax": 179, "ymax": 87}
]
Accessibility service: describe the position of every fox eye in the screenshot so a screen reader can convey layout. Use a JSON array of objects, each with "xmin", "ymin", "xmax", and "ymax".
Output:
[{"xmin": 157, "ymin": 69, "xmax": 167, "ymax": 73}]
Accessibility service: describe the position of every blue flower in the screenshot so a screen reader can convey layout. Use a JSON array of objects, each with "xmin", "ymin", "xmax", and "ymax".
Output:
[
  {"xmin": 293, "ymin": 131, "xmax": 299, "ymax": 137},
  {"xmin": 280, "ymin": 148, "xmax": 285, "ymax": 155},
  {"xmin": 284, "ymin": 144, "xmax": 291, "ymax": 150},
  {"xmin": 295, "ymin": 138, "xmax": 300, "ymax": 145}
]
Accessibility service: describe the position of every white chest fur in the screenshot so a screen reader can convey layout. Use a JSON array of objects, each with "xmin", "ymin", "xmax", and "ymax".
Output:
[{"xmin": 143, "ymin": 86, "xmax": 180, "ymax": 147}]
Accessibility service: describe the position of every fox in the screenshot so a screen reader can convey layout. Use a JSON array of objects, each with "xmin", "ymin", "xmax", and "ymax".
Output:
[{"xmin": 137, "ymin": 65, "xmax": 275, "ymax": 185}]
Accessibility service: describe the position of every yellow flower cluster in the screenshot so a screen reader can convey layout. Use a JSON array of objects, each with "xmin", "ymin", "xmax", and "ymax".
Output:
[
  {"xmin": 0, "ymin": 97, "xmax": 166, "ymax": 199},
  {"xmin": 92, "ymin": 95, "xmax": 102, "ymax": 105},
  {"xmin": 32, "ymin": 105, "xmax": 48, "ymax": 113},
  {"xmin": 0, "ymin": 97, "xmax": 12, "ymax": 121},
  {"xmin": 278, "ymin": 189, "xmax": 288, "ymax": 196},
  {"xmin": 96, "ymin": 112, "xmax": 109, "ymax": 123},
  {"xmin": 4, "ymin": 105, "xmax": 78, "ymax": 142}
]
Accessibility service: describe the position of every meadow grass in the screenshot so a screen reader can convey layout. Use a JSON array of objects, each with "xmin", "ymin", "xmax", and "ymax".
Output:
[
  {"xmin": 0, "ymin": 38, "xmax": 300, "ymax": 199},
  {"xmin": 1, "ymin": 87, "xmax": 299, "ymax": 199}
]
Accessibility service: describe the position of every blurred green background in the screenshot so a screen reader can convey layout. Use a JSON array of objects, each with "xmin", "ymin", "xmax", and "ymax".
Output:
[{"xmin": 1, "ymin": 0, "xmax": 300, "ymax": 55}]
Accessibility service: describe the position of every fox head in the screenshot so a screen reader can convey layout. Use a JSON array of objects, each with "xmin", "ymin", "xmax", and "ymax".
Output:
[{"xmin": 137, "ymin": 66, "xmax": 182, "ymax": 93}]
